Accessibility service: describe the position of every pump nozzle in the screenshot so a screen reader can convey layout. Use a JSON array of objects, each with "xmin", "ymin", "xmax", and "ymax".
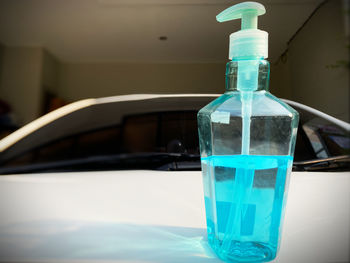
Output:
[
  {"xmin": 216, "ymin": 2, "xmax": 268, "ymax": 59},
  {"xmin": 216, "ymin": 2, "xmax": 265, "ymax": 29}
]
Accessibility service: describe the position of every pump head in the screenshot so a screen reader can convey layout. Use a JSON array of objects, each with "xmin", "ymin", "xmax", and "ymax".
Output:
[{"xmin": 216, "ymin": 2, "xmax": 268, "ymax": 60}]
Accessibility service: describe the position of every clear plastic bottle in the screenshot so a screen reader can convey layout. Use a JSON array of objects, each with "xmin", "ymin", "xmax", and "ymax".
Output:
[{"xmin": 197, "ymin": 2, "xmax": 299, "ymax": 262}]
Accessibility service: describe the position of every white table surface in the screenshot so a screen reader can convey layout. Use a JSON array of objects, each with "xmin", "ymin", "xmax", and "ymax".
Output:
[{"xmin": 0, "ymin": 171, "xmax": 349, "ymax": 263}]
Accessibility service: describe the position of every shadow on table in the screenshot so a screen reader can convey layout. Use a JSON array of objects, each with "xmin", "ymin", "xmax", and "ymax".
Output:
[{"xmin": 0, "ymin": 220, "xmax": 220, "ymax": 262}]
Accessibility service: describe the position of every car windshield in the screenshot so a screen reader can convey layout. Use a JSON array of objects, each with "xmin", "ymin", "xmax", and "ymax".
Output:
[
  {"xmin": 0, "ymin": 97, "xmax": 349, "ymax": 174},
  {"xmin": 293, "ymin": 106, "xmax": 350, "ymax": 159}
]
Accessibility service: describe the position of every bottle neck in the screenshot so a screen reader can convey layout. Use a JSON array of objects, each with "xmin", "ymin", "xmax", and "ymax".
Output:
[{"xmin": 225, "ymin": 59, "xmax": 270, "ymax": 92}]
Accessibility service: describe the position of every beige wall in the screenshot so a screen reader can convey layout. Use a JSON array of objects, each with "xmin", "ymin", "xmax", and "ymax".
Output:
[
  {"xmin": 59, "ymin": 1, "xmax": 349, "ymax": 121},
  {"xmin": 271, "ymin": 0, "xmax": 349, "ymax": 122},
  {"xmin": 42, "ymin": 49, "xmax": 59, "ymax": 94},
  {"xmin": 57, "ymin": 62, "xmax": 225, "ymax": 101},
  {"xmin": 1, "ymin": 0, "xmax": 348, "ymax": 125},
  {"xmin": 0, "ymin": 43, "xmax": 4, "ymax": 86},
  {"xmin": 270, "ymin": 54, "xmax": 292, "ymax": 99},
  {"xmin": 0, "ymin": 47, "xmax": 43, "ymax": 125},
  {"xmin": 0, "ymin": 46, "xmax": 226, "ymax": 125}
]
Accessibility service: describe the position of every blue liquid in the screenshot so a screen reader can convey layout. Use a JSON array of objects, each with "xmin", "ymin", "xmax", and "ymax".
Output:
[{"xmin": 201, "ymin": 155, "xmax": 293, "ymax": 262}]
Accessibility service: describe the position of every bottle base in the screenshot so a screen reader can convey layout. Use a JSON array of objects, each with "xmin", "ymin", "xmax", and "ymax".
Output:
[{"xmin": 210, "ymin": 239, "xmax": 277, "ymax": 262}]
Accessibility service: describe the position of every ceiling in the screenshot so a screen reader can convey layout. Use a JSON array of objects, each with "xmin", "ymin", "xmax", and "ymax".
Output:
[{"xmin": 0, "ymin": 0, "xmax": 323, "ymax": 63}]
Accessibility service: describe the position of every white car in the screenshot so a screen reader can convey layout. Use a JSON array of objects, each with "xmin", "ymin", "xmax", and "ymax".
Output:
[{"xmin": 0, "ymin": 94, "xmax": 349, "ymax": 263}]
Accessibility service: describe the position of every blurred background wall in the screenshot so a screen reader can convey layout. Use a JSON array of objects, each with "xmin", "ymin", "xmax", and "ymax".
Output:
[
  {"xmin": 0, "ymin": 0, "xmax": 349, "ymax": 127},
  {"xmin": 58, "ymin": 62, "xmax": 224, "ymax": 101},
  {"xmin": 270, "ymin": 0, "xmax": 349, "ymax": 122},
  {"xmin": 0, "ymin": 47, "xmax": 43, "ymax": 125}
]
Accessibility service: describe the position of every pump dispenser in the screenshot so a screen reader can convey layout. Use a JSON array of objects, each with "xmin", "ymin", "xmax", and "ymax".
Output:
[
  {"xmin": 216, "ymin": 1, "xmax": 267, "ymax": 60},
  {"xmin": 197, "ymin": 2, "xmax": 299, "ymax": 262}
]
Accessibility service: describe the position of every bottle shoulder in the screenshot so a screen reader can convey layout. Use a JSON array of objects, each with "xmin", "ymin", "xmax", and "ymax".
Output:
[
  {"xmin": 264, "ymin": 92, "xmax": 299, "ymax": 119},
  {"xmin": 197, "ymin": 93, "xmax": 235, "ymax": 118},
  {"xmin": 255, "ymin": 92, "xmax": 299, "ymax": 119},
  {"xmin": 198, "ymin": 91, "xmax": 299, "ymax": 119}
]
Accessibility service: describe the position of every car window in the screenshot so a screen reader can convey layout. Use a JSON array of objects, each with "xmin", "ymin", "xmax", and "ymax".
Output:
[
  {"xmin": 297, "ymin": 109, "xmax": 349, "ymax": 159},
  {"xmin": 4, "ymin": 126, "xmax": 122, "ymax": 167},
  {"xmin": 160, "ymin": 111, "xmax": 199, "ymax": 154},
  {"xmin": 122, "ymin": 111, "xmax": 199, "ymax": 154},
  {"xmin": 2, "ymin": 105, "xmax": 349, "ymax": 172},
  {"xmin": 3, "ymin": 111, "xmax": 199, "ymax": 168},
  {"xmin": 122, "ymin": 114, "xmax": 158, "ymax": 153}
]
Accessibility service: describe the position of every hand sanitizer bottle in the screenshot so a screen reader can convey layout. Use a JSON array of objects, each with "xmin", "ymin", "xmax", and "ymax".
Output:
[{"xmin": 197, "ymin": 2, "xmax": 299, "ymax": 262}]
